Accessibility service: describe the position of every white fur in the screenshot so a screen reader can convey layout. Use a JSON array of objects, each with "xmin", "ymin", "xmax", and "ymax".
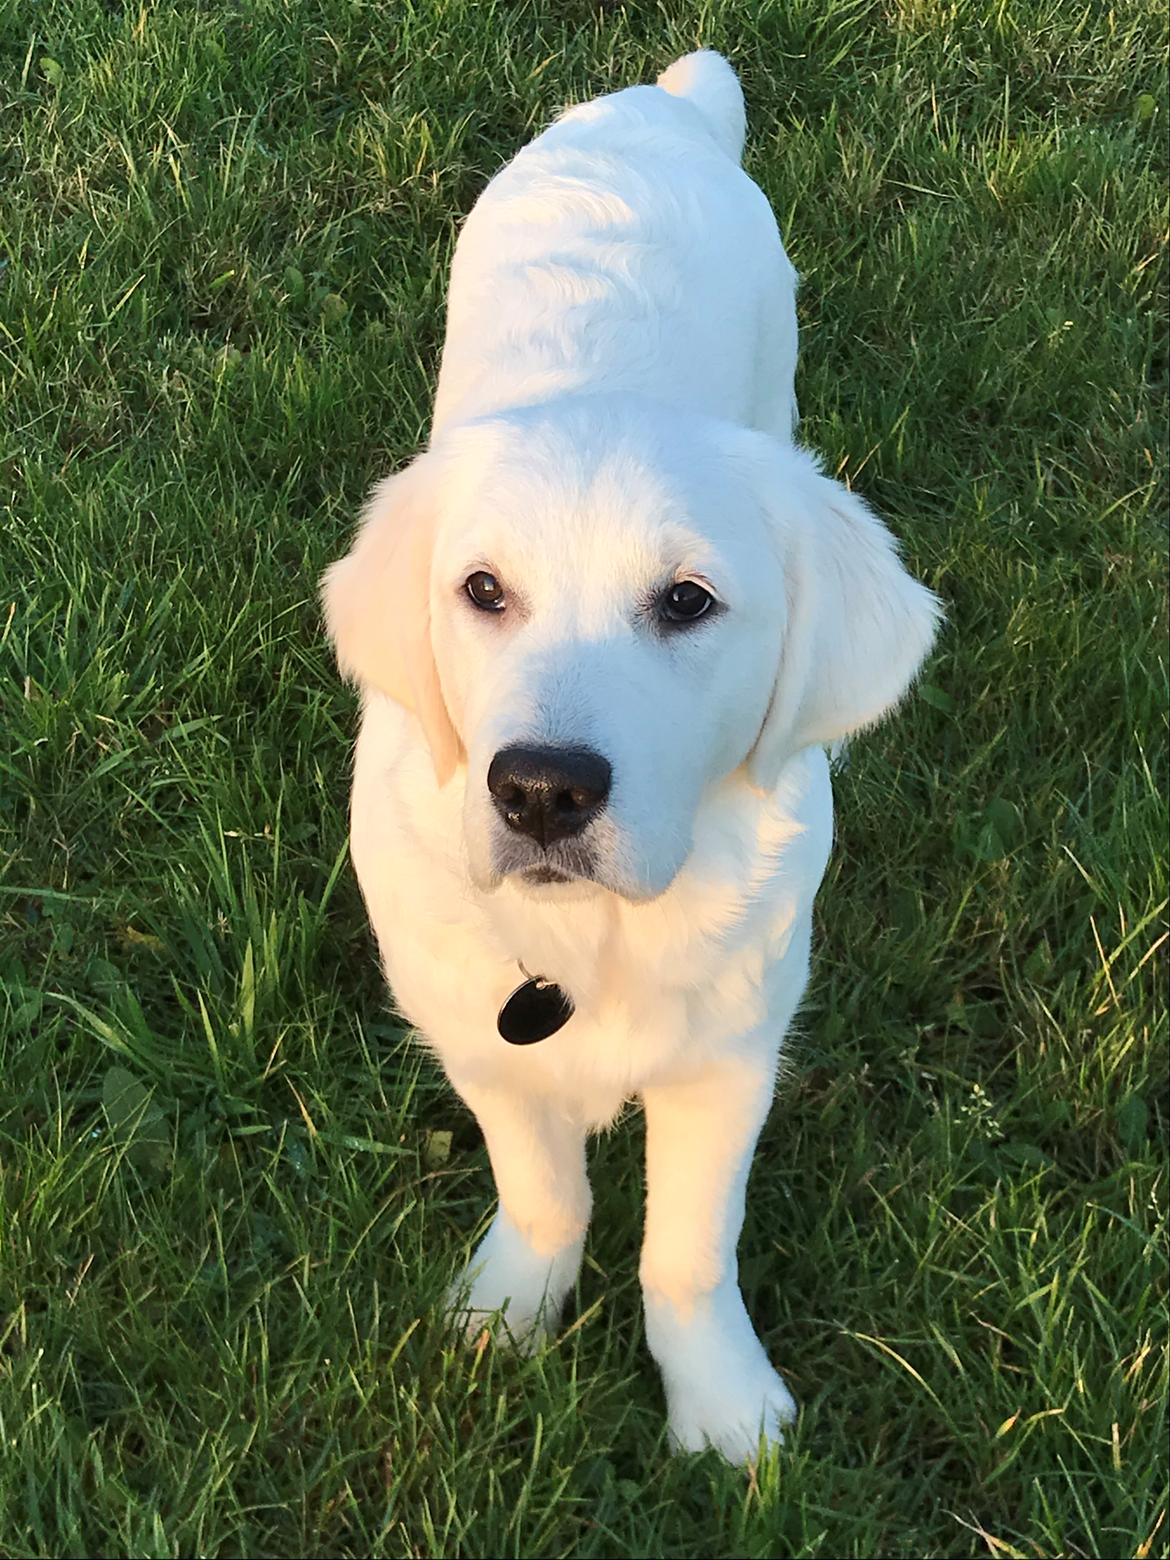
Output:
[{"xmin": 323, "ymin": 51, "xmax": 941, "ymax": 1465}]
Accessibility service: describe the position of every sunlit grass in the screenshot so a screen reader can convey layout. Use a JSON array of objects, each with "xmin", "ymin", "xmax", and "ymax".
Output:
[{"xmin": 1, "ymin": 0, "xmax": 1166, "ymax": 1554}]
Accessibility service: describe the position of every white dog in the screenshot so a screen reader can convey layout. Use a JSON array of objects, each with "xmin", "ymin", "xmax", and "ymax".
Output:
[{"xmin": 323, "ymin": 51, "xmax": 940, "ymax": 1463}]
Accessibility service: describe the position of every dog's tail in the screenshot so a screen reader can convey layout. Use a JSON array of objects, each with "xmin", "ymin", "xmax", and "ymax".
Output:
[{"xmin": 657, "ymin": 50, "xmax": 746, "ymax": 163}]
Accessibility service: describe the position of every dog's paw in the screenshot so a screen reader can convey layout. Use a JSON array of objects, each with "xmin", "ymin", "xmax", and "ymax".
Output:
[
  {"xmin": 643, "ymin": 1280, "xmax": 797, "ymax": 1465},
  {"xmin": 447, "ymin": 1210, "xmax": 582, "ymax": 1350},
  {"xmin": 665, "ymin": 1362, "xmax": 796, "ymax": 1464},
  {"xmin": 447, "ymin": 1263, "xmax": 550, "ymax": 1352}
]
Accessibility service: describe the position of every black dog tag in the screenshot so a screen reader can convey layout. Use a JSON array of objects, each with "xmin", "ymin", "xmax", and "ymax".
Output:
[{"xmin": 497, "ymin": 976, "xmax": 574, "ymax": 1045}]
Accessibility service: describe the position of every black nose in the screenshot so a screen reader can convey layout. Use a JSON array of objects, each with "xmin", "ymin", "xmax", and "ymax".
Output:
[{"xmin": 487, "ymin": 745, "xmax": 612, "ymax": 847}]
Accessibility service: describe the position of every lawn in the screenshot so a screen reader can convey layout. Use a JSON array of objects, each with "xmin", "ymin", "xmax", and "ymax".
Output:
[{"xmin": 1, "ymin": 1, "xmax": 1166, "ymax": 1555}]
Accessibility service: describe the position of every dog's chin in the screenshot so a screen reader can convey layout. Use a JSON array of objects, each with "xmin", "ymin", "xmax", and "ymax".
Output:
[{"xmin": 512, "ymin": 866, "xmax": 605, "ymax": 903}]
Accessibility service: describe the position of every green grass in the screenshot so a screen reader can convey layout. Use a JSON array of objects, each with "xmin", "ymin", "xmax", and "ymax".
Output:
[{"xmin": 1, "ymin": 0, "xmax": 1166, "ymax": 1554}]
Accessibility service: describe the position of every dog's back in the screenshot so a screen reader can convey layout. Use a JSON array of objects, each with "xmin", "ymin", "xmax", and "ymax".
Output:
[{"xmin": 432, "ymin": 52, "xmax": 798, "ymax": 440}]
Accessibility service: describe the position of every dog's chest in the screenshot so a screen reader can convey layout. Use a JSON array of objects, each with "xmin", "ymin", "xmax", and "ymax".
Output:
[
  {"xmin": 353, "ymin": 708, "xmax": 833, "ymax": 1116},
  {"xmin": 483, "ymin": 871, "xmax": 804, "ymax": 1106}
]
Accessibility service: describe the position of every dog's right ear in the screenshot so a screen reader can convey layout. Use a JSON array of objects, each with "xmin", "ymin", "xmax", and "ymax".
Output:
[
  {"xmin": 745, "ymin": 443, "xmax": 942, "ymax": 790},
  {"xmin": 321, "ymin": 453, "xmax": 462, "ymax": 785}
]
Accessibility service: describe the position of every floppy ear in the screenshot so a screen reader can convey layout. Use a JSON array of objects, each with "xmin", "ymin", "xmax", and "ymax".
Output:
[
  {"xmin": 321, "ymin": 454, "xmax": 462, "ymax": 785},
  {"xmin": 748, "ymin": 450, "xmax": 942, "ymax": 789}
]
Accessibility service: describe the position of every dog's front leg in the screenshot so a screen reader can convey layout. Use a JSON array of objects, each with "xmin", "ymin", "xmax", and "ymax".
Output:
[
  {"xmin": 448, "ymin": 1079, "xmax": 590, "ymax": 1347},
  {"xmin": 640, "ymin": 1056, "xmax": 796, "ymax": 1463}
]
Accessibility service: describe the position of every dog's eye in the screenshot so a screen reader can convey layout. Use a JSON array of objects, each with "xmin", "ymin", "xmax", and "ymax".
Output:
[
  {"xmin": 659, "ymin": 580, "xmax": 714, "ymax": 624},
  {"xmin": 466, "ymin": 570, "xmax": 506, "ymax": 611}
]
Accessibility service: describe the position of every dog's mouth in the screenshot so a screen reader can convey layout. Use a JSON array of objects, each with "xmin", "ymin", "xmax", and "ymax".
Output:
[
  {"xmin": 521, "ymin": 865, "xmax": 572, "ymax": 886},
  {"xmin": 491, "ymin": 831, "xmax": 601, "ymax": 892}
]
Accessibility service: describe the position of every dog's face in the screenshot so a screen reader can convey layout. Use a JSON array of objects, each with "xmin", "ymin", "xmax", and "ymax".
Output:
[
  {"xmin": 430, "ymin": 404, "xmax": 786, "ymax": 900},
  {"xmin": 324, "ymin": 399, "xmax": 940, "ymax": 902}
]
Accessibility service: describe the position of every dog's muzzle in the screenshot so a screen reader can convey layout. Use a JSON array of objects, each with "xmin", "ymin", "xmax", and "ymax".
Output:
[{"xmin": 487, "ymin": 744, "xmax": 611, "ymax": 848}]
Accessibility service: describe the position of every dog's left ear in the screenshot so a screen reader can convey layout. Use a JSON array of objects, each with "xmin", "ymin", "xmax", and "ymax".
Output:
[
  {"xmin": 747, "ymin": 446, "xmax": 943, "ymax": 790},
  {"xmin": 321, "ymin": 451, "xmax": 462, "ymax": 785}
]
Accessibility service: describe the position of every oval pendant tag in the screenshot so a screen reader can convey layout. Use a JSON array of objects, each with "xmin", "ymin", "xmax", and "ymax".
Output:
[{"xmin": 497, "ymin": 977, "xmax": 574, "ymax": 1045}]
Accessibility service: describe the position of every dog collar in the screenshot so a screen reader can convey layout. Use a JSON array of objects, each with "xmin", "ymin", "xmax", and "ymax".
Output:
[{"xmin": 497, "ymin": 963, "xmax": 574, "ymax": 1045}]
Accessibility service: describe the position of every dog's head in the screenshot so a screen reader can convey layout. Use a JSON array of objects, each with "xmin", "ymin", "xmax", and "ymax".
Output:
[{"xmin": 323, "ymin": 398, "xmax": 940, "ymax": 901}]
